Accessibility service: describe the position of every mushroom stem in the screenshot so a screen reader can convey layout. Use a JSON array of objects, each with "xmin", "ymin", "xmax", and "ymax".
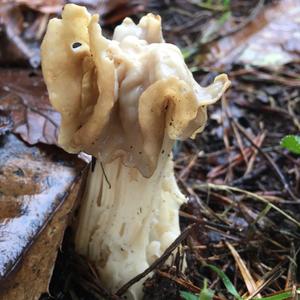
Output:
[{"xmin": 75, "ymin": 139, "xmax": 185, "ymax": 299}]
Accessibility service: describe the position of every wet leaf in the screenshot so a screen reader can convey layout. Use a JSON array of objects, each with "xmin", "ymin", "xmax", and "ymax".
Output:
[
  {"xmin": 0, "ymin": 1, "xmax": 147, "ymax": 67},
  {"xmin": 0, "ymin": 134, "xmax": 86, "ymax": 299},
  {"xmin": 0, "ymin": 3, "xmax": 41, "ymax": 67},
  {"xmin": 0, "ymin": 69, "xmax": 60, "ymax": 145},
  {"xmin": 204, "ymin": 0, "xmax": 300, "ymax": 68}
]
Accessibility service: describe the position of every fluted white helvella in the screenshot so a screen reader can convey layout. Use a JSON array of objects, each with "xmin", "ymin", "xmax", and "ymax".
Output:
[{"xmin": 41, "ymin": 4, "xmax": 230, "ymax": 299}]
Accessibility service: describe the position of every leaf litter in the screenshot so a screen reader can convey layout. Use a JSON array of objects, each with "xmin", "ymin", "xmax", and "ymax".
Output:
[{"xmin": 0, "ymin": 0, "xmax": 299, "ymax": 300}]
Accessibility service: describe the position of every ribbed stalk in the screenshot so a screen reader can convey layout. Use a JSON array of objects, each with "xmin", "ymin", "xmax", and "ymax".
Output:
[{"xmin": 75, "ymin": 142, "xmax": 186, "ymax": 299}]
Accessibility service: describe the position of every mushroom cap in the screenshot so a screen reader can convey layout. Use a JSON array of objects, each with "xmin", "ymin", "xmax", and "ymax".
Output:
[
  {"xmin": 41, "ymin": 4, "xmax": 92, "ymax": 149},
  {"xmin": 41, "ymin": 4, "xmax": 230, "ymax": 177}
]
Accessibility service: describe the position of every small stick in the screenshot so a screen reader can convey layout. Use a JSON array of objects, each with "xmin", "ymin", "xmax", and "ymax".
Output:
[
  {"xmin": 100, "ymin": 162, "xmax": 111, "ymax": 189},
  {"xmin": 224, "ymin": 95, "xmax": 249, "ymax": 167},
  {"xmin": 244, "ymin": 131, "xmax": 266, "ymax": 175},
  {"xmin": 179, "ymin": 153, "xmax": 198, "ymax": 180},
  {"xmin": 226, "ymin": 241, "xmax": 259, "ymax": 296},
  {"xmin": 221, "ymin": 94, "xmax": 234, "ymax": 182},
  {"xmin": 196, "ymin": 183, "xmax": 300, "ymax": 228},
  {"xmin": 157, "ymin": 270, "xmax": 201, "ymax": 294},
  {"xmin": 91, "ymin": 156, "xmax": 96, "ymax": 172},
  {"xmin": 115, "ymin": 223, "xmax": 196, "ymax": 296},
  {"xmin": 233, "ymin": 119, "xmax": 299, "ymax": 201}
]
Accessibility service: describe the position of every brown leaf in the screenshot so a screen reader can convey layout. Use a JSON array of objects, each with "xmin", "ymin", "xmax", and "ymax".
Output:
[
  {"xmin": 0, "ymin": 133, "xmax": 86, "ymax": 299},
  {"xmin": 0, "ymin": 69, "xmax": 60, "ymax": 145},
  {"xmin": 0, "ymin": 3, "xmax": 40, "ymax": 67},
  {"xmin": 203, "ymin": 0, "xmax": 300, "ymax": 69},
  {"xmin": 0, "ymin": 1, "xmax": 147, "ymax": 67},
  {"xmin": 98, "ymin": 0, "xmax": 147, "ymax": 25},
  {"xmin": 16, "ymin": 0, "xmax": 64, "ymax": 14}
]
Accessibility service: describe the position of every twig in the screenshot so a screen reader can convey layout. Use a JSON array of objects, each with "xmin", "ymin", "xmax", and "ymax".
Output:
[
  {"xmin": 73, "ymin": 272, "xmax": 120, "ymax": 300},
  {"xmin": 285, "ymin": 243, "xmax": 296, "ymax": 290},
  {"xmin": 245, "ymin": 262, "xmax": 286, "ymax": 300},
  {"xmin": 195, "ymin": 183, "xmax": 300, "ymax": 228},
  {"xmin": 157, "ymin": 270, "xmax": 200, "ymax": 294},
  {"xmin": 115, "ymin": 223, "xmax": 196, "ymax": 296},
  {"xmin": 244, "ymin": 131, "xmax": 266, "ymax": 175},
  {"xmin": 223, "ymin": 94, "xmax": 249, "ymax": 168},
  {"xmin": 240, "ymin": 70, "xmax": 300, "ymax": 87},
  {"xmin": 230, "ymin": 164, "xmax": 267, "ymax": 186},
  {"xmin": 91, "ymin": 156, "xmax": 96, "ymax": 172},
  {"xmin": 221, "ymin": 94, "xmax": 234, "ymax": 182},
  {"xmin": 226, "ymin": 241, "xmax": 259, "ymax": 297},
  {"xmin": 232, "ymin": 119, "xmax": 299, "ymax": 201},
  {"xmin": 179, "ymin": 153, "xmax": 198, "ymax": 180},
  {"xmin": 100, "ymin": 162, "xmax": 111, "ymax": 189},
  {"xmin": 72, "ymin": 255, "xmax": 119, "ymax": 300}
]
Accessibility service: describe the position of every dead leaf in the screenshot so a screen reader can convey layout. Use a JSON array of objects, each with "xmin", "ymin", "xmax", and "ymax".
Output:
[
  {"xmin": 0, "ymin": 1, "xmax": 147, "ymax": 67},
  {"xmin": 16, "ymin": 0, "xmax": 64, "ymax": 14},
  {"xmin": 0, "ymin": 69, "xmax": 60, "ymax": 145},
  {"xmin": 0, "ymin": 133, "xmax": 86, "ymax": 299},
  {"xmin": 98, "ymin": 0, "xmax": 147, "ymax": 25},
  {"xmin": 0, "ymin": 3, "xmax": 40, "ymax": 67},
  {"xmin": 0, "ymin": 179, "xmax": 82, "ymax": 300},
  {"xmin": 203, "ymin": 0, "xmax": 300, "ymax": 69}
]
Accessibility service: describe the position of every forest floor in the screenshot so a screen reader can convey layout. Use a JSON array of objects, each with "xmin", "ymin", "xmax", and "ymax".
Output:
[{"xmin": 1, "ymin": 0, "xmax": 299, "ymax": 299}]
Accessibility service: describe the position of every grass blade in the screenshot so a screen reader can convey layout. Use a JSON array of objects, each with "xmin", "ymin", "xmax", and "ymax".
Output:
[
  {"xmin": 255, "ymin": 289, "xmax": 300, "ymax": 300},
  {"xmin": 199, "ymin": 279, "xmax": 215, "ymax": 300},
  {"xmin": 205, "ymin": 264, "xmax": 243, "ymax": 300},
  {"xmin": 180, "ymin": 291, "xmax": 199, "ymax": 300}
]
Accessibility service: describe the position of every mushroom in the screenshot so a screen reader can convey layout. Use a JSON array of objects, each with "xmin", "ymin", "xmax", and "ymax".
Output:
[{"xmin": 41, "ymin": 4, "xmax": 230, "ymax": 299}]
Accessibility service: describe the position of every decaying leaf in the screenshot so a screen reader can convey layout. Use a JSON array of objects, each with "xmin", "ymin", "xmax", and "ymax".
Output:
[
  {"xmin": 203, "ymin": 0, "xmax": 300, "ymax": 68},
  {"xmin": 0, "ymin": 69, "xmax": 60, "ymax": 145},
  {"xmin": 0, "ymin": 3, "xmax": 41, "ymax": 67},
  {"xmin": 0, "ymin": 134, "xmax": 86, "ymax": 299},
  {"xmin": 15, "ymin": 0, "xmax": 64, "ymax": 14},
  {"xmin": 0, "ymin": 1, "xmax": 147, "ymax": 67}
]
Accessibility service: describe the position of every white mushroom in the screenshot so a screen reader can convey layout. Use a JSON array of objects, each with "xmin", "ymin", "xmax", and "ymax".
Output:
[{"xmin": 41, "ymin": 4, "xmax": 230, "ymax": 299}]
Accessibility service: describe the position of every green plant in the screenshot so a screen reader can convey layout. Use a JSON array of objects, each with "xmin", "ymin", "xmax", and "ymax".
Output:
[
  {"xmin": 280, "ymin": 135, "xmax": 300, "ymax": 155},
  {"xmin": 180, "ymin": 264, "xmax": 300, "ymax": 300},
  {"xmin": 180, "ymin": 279, "xmax": 214, "ymax": 300}
]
